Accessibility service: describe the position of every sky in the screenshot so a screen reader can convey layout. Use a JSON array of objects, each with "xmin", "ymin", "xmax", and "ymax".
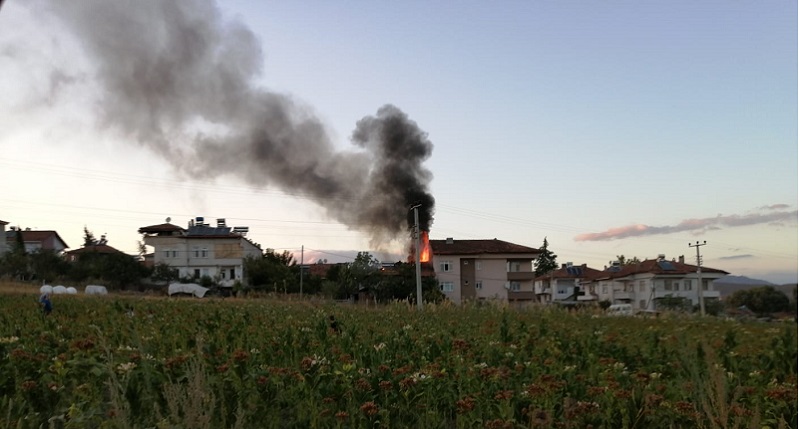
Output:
[{"xmin": 0, "ymin": 1, "xmax": 797, "ymax": 284}]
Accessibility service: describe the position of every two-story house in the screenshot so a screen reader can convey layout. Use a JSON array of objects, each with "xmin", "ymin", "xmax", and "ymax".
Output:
[
  {"xmin": 4, "ymin": 227, "xmax": 69, "ymax": 254},
  {"xmin": 428, "ymin": 237, "xmax": 541, "ymax": 305},
  {"xmin": 138, "ymin": 217, "xmax": 262, "ymax": 287},
  {"xmin": 594, "ymin": 255, "xmax": 727, "ymax": 310},
  {"xmin": 534, "ymin": 263, "xmax": 605, "ymax": 304}
]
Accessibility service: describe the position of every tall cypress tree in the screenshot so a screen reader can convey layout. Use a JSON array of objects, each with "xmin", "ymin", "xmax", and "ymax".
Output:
[{"xmin": 534, "ymin": 237, "xmax": 558, "ymax": 276}]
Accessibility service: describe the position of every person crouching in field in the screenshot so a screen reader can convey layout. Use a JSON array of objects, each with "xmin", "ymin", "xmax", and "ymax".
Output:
[{"xmin": 39, "ymin": 292, "xmax": 53, "ymax": 317}]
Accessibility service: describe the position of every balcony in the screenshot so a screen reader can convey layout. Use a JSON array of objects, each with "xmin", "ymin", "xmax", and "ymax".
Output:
[
  {"xmin": 613, "ymin": 291, "xmax": 632, "ymax": 300},
  {"xmin": 507, "ymin": 291, "xmax": 536, "ymax": 301},
  {"xmin": 507, "ymin": 271, "xmax": 537, "ymax": 281}
]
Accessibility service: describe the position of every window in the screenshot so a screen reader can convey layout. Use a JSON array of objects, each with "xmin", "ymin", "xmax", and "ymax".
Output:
[
  {"xmin": 439, "ymin": 261, "xmax": 452, "ymax": 272},
  {"xmin": 201, "ymin": 268, "xmax": 209, "ymax": 277},
  {"xmin": 163, "ymin": 250, "xmax": 170, "ymax": 258},
  {"xmin": 194, "ymin": 269, "xmax": 201, "ymax": 278},
  {"xmin": 507, "ymin": 261, "xmax": 521, "ymax": 272},
  {"xmin": 476, "ymin": 261, "xmax": 482, "ymax": 271},
  {"xmin": 475, "ymin": 281, "xmax": 483, "ymax": 290},
  {"xmin": 510, "ymin": 281, "xmax": 521, "ymax": 291},
  {"xmin": 684, "ymin": 280, "xmax": 692, "ymax": 291},
  {"xmin": 440, "ymin": 282, "xmax": 454, "ymax": 292},
  {"xmin": 602, "ymin": 285, "xmax": 608, "ymax": 294},
  {"xmin": 193, "ymin": 247, "xmax": 200, "ymax": 258},
  {"xmin": 639, "ymin": 299, "xmax": 646, "ymax": 309},
  {"xmin": 639, "ymin": 281, "xmax": 645, "ymax": 292},
  {"xmin": 201, "ymin": 248, "xmax": 208, "ymax": 258}
]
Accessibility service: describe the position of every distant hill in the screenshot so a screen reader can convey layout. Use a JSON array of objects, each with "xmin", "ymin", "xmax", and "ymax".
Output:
[{"xmin": 713, "ymin": 275, "xmax": 796, "ymax": 299}]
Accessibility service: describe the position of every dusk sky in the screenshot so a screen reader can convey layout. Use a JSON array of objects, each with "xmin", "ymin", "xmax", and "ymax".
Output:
[{"xmin": 0, "ymin": 1, "xmax": 796, "ymax": 284}]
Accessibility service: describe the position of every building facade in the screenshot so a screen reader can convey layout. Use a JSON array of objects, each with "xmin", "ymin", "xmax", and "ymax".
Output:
[
  {"xmin": 4, "ymin": 228, "xmax": 69, "ymax": 254},
  {"xmin": 594, "ymin": 255, "xmax": 727, "ymax": 310},
  {"xmin": 138, "ymin": 218, "xmax": 262, "ymax": 287},
  {"xmin": 429, "ymin": 238, "xmax": 541, "ymax": 305}
]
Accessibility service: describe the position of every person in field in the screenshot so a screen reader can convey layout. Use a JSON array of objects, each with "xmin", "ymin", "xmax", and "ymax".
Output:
[{"xmin": 39, "ymin": 292, "xmax": 53, "ymax": 316}]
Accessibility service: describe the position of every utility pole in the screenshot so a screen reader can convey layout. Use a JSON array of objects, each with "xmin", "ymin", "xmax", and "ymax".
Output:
[
  {"xmin": 689, "ymin": 240, "xmax": 707, "ymax": 316},
  {"xmin": 300, "ymin": 245, "xmax": 304, "ymax": 297},
  {"xmin": 411, "ymin": 204, "xmax": 423, "ymax": 310}
]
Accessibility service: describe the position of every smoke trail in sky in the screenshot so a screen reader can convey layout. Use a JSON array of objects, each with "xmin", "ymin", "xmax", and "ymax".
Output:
[{"xmin": 33, "ymin": 0, "xmax": 435, "ymax": 243}]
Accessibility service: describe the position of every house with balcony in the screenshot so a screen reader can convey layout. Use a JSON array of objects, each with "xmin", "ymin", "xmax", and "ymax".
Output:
[
  {"xmin": 428, "ymin": 237, "xmax": 541, "ymax": 305},
  {"xmin": 138, "ymin": 217, "xmax": 262, "ymax": 287},
  {"xmin": 534, "ymin": 263, "xmax": 605, "ymax": 304},
  {"xmin": 593, "ymin": 255, "xmax": 728, "ymax": 310},
  {"xmin": 4, "ymin": 227, "xmax": 69, "ymax": 254}
]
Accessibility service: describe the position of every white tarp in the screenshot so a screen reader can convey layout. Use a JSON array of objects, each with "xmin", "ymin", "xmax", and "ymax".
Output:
[
  {"xmin": 52, "ymin": 285, "xmax": 68, "ymax": 294},
  {"xmin": 168, "ymin": 282, "xmax": 209, "ymax": 298},
  {"xmin": 66, "ymin": 287, "xmax": 78, "ymax": 294},
  {"xmin": 40, "ymin": 285, "xmax": 53, "ymax": 294},
  {"xmin": 85, "ymin": 285, "xmax": 108, "ymax": 295}
]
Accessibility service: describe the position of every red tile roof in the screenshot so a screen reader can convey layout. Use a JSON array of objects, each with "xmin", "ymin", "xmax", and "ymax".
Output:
[
  {"xmin": 138, "ymin": 223, "xmax": 185, "ymax": 234},
  {"xmin": 5, "ymin": 230, "xmax": 69, "ymax": 249},
  {"xmin": 598, "ymin": 258, "xmax": 729, "ymax": 279},
  {"xmin": 429, "ymin": 238, "xmax": 541, "ymax": 256},
  {"xmin": 534, "ymin": 264, "xmax": 605, "ymax": 281},
  {"xmin": 65, "ymin": 244, "xmax": 126, "ymax": 255}
]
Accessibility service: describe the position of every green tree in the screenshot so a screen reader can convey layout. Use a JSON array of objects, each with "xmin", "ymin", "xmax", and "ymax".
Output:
[
  {"xmin": 28, "ymin": 250, "xmax": 69, "ymax": 283},
  {"xmin": 243, "ymin": 249, "xmax": 296, "ymax": 292},
  {"xmin": 83, "ymin": 227, "xmax": 97, "ymax": 246},
  {"xmin": 616, "ymin": 255, "xmax": 641, "ymax": 265},
  {"xmin": 727, "ymin": 286, "xmax": 791, "ymax": 315},
  {"xmin": 0, "ymin": 229, "xmax": 30, "ymax": 280},
  {"xmin": 534, "ymin": 237, "xmax": 558, "ymax": 277}
]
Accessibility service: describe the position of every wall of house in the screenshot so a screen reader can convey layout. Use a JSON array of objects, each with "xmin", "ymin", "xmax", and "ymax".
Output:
[
  {"xmin": 433, "ymin": 255, "xmax": 461, "ymax": 303},
  {"xmin": 475, "ymin": 258, "xmax": 509, "ymax": 301},
  {"xmin": 146, "ymin": 235, "xmax": 261, "ymax": 285}
]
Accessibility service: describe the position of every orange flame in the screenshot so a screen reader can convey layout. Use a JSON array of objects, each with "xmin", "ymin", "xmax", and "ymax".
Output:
[{"xmin": 420, "ymin": 231, "xmax": 432, "ymax": 263}]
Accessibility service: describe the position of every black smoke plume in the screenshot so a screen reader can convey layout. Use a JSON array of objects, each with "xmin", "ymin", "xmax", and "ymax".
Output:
[{"xmin": 36, "ymin": 0, "xmax": 434, "ymax": 243}]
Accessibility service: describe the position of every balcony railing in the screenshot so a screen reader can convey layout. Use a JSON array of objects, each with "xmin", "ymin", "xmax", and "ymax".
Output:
[
  {"xmin": 507, "ymin": 291, "xmax": 536, "ymax": 301},
  {"xmin": 507, "ymin": 271, "xmax": 537, "ymax": 281}
]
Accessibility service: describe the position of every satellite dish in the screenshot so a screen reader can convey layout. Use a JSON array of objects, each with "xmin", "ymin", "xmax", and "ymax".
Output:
[{"xmin": 166, "ymin": 217, "xmax": 171, "ymax": 223}]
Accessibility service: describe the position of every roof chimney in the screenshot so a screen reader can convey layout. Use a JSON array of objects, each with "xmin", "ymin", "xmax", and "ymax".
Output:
[
  {"xmin": 217, "ymin": 218, "xmax": 226, "ymax": 228},
  {"xmin": 657, "ymin": 254, "xmax": 666, "ymax": 261},
  {"xmin": 679, "ymin": 255, "xmax": 685, "ymax": 264},
  {"xmin": 446, "ymin": 237, "xmax": 454, "ymax": 244}
]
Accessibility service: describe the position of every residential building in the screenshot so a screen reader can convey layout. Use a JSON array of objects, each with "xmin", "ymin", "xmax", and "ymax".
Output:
[
  {"xmin": 0, "ymin": 220, "xmax": 7, "ymax": 255},
  {"xmin": 4, "ymin": 228, "xmax": 69, "ymax": 254},
  {"xmin": 534, "ymin": 263, "xmax": 605, "ymax": 304},
  {"xmin": 429, "ymin": 237, "xmax": 541, "ymax": 305},
  {"xmin": 138, "ymin": 217, "xmax": 262, "ymax": 287},
  {"xmin": 593, "ymin": 255, "xmax": 727, "ymax": 310},
  {"xmin": 65, "ymin": 239, "xmax": 128, "ymax": 262}
]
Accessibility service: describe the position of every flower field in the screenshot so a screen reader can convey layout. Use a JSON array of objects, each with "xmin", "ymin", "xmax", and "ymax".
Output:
[{"xmin": 0, "ymin": 292, "xmax": 796, "ymax": 428}]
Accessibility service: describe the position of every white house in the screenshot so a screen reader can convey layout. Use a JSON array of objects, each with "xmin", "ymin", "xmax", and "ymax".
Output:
[
  {"xmin": 534, "ymin": 263, "xmax": 605, "ymax": 304},
  {"xmin": 593, "ymin": 255, "xmax": 727, "ymax": 310},
  {"xmin": 429, "ymin": 237, "xmax": 541, "ymax": 305},
  {"xmin": 138, "ymin": 217, "xmax": 262, "ymax": 287}
]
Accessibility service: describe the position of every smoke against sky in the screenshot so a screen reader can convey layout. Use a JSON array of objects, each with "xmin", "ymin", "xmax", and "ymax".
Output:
[
  {"xmin": 575, "ymin": 208, "xmax": 798, "ymax": 242},
  {"xmin": 36, "ymin": 0, "xmax": 434, "ymax": 245}
]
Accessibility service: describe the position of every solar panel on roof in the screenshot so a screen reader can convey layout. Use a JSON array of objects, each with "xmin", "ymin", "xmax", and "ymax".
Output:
[{"xmin": 657, "ymin": 261, "xmax": 675, "ymax": 270}]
